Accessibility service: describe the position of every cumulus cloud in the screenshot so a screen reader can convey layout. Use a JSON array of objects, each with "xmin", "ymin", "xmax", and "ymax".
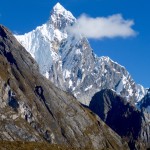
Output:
[{"xmin": 68, "ymin": 14, "xmax": 137, "ymax": 39}]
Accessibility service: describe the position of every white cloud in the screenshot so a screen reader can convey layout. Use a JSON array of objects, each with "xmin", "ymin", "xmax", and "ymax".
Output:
[{"xmin": 67, "ymin": 14, "xmax": 137, "ymax": 39}]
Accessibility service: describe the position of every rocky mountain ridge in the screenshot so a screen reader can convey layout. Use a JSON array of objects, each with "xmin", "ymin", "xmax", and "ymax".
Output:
[{"xmin": 0, "ymin": 24, "xmax": 129, "ymax": 149}]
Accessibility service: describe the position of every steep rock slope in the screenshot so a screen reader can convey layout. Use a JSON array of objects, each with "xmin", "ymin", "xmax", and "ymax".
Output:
[
  {"xmin": 0, "ymin": 25, "xmax": 129, "ymax": 149},
  {"xmin": 137, "ymin": 89, "xmax": 150, "ymax": 132},
  {"xmin": 137, "ymin": 88, "xmax": 150, "ymax": 113},
  {"xmin": 15, "ymin": 3, "xmax": 146, "ymax": 105},
  {"xmin": 89, "ymin": 89, "xmax": 150, "ymax": 149}
]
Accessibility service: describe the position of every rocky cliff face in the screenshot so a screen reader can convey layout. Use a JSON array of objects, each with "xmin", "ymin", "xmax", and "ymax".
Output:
[
  {"xmin": 137, "ymin": 88, "xmax": 150, "ymax": 112},
  {"xmin": 136, "ymin": 89, "xmax": 150, "ymax": 148},
  {"xmin": 0, "ymin": 25, "xmax": 129, "ymax": 149},
  {"xmin": 15, "ymin": 3, "xmax": 146, "ymax": 106},
  {"xmin": 89, "ymin": 89, "xmax": 150, "ymax": 149}
]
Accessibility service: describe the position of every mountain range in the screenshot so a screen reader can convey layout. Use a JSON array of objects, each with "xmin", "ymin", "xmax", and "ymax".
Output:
[{"xmin": 15, "ymin": 3, "xmax": 146, "ymax": 106}]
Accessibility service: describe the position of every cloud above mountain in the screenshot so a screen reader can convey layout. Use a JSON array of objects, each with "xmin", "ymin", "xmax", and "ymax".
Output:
[{"xmin": 68, "ymin": 14, "xmax": 137, "ymax": 39}]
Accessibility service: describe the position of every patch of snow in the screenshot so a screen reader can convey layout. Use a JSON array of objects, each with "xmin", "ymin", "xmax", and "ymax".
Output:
[
  {"xmin": 111, "ymin": 89, "xmax": 116, "ymax": 93},
  {"xmin": 74, "ymin": 92, "xmax": 80, "ymax": 97},
  {"xmin": 135, "ymin": 84, "xmax": 147, "ymax": 102},
  {"xmin": 54, "ymin": 29, "xmax": 65, "ymax": 41},
  {"xmin": 69, "ymin": 80, "xmax": 73, "ymax": 88},
  {"xmin": 72, "ymin": 87, "xmax": 75, "ymax": 91},
  {"xmin": 104, "ymin": 69, "xmax": 107, "ymax": 73},
  {"xmin": 84, "ymin": 85, "xmax": 93, "ymax": 92},
  {"xmin": 45, "ymin": 71, "xmax": 49, "ymax": 79},
  {"xmin": 75, "ymin": 49, "xmax": 81, "ymax": 55},
  {"xmin": 63, "ymin": 69, "xmax": 71, "ymax": 79},
  {"xmin": 116, "ymin": 75, "xmax": 127, "ymax": 94}
]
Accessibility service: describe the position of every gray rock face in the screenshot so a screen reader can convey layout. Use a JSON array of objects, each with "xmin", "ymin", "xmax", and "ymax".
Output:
[
  {"xmin": 136, "ymin": 89, "xmax": 150, "ymax": 148},
  {"xmin": 137, "ymin": 88, "xmax": 150, "ymax": 112},
  {"xmin": 89, "ymin": 89, "xmax": 150, "ymax": 149},
  {"xmin": 15, "ymin": 3, "xmax": 146, "ymax": 106},
  {"xmin": 0, "ymin": 25, "xmax": 129, "ymax": 149}
]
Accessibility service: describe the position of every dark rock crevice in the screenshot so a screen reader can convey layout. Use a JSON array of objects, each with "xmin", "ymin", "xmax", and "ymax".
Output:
[{"xmin": 35, "ymin": 86, "xmax": 55, "ymax": 119}]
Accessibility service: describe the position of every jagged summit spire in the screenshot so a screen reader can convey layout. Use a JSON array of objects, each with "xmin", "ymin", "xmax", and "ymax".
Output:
[
  {"xmin": 49, "ymin": 2, "xmax": 76, "ymax": 28},
  {"xmin": 51, "ymin": 2, "xmax": 75, "ymax": 20},
  {"xmin": 52, "ymin": 2, "xmax": 68, "ymax": 14},
  {"xmin": 53, "ymin": 2, "xmax": 65, "ymax": 11}
]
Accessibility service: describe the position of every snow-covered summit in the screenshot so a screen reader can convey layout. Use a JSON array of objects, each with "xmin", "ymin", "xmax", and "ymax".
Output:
[
  {"xmin": 53, "ymin": 2, "xmax": 64, "ymax": 10},
  {"xmin": 49, "ymin": 3, "xmax": 75, "ymax": 30},
  {"xmin": 15, "ymin": 3, "xmax": 146, "ymax": 105},
  {"xmin": 52, "ymin": 2, "xmax": 73, "ymax": 17},
  {"xmin": 15, "ymin": 3, "xmax": 75, "ymax": 77}
]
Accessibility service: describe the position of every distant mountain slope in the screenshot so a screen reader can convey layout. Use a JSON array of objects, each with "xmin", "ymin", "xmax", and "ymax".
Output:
[
  {"xmin": 137, "ymin": 88, "xmax": 150, "ymax": 112},
  {"xmin": 15, "ymin": 3, "xmax": 146, "ymax": 105},
  {"xmin": 89, "ymin": 89, "xmax": 150, "ymax": 149},
  {"xmin": 0, "ymin": 25, "xmax": 129, "ymax": 149}
]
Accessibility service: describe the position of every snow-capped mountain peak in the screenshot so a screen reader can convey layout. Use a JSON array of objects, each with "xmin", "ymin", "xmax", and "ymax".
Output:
[
  {"xmin": 53, "ymin": 2, "xmax": 64, "ymax": 11},
  {"xmin": 52, "ymin": 2, "xmax": 72, "ymax": 17},
  {"xmin": 15, "ymin": 3, "xmax": 146, "ymax": 106},
  {"xmin": 49, "ymin": 3, "xmax": 75, "ymax": 30}
]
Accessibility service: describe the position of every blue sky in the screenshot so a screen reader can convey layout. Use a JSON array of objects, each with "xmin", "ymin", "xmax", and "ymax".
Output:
[{"xmin": 0, "ymin": 0, "xmax": 150, "ymax": 87}]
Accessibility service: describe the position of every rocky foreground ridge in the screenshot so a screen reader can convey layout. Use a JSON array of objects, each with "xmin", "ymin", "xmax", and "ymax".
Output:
[
  {"xmin": 14, "ymin": 3, "xmax": 150, "ymax": 149},
  {"xmin": 0, "ymin": 25, "xmax": 129, "ymax": 149},
  {"xmin": 90, "ymin": 89, "xmax": 150, "ymax": 149}
]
